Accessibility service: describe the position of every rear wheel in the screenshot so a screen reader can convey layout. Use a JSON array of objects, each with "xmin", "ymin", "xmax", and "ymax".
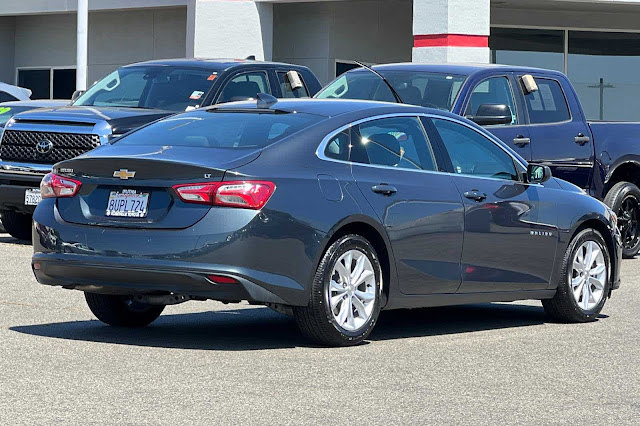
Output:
[
  {"xmin": 85, "ymin": 292, "xmax": 164, "ymax": 327},
  {"xmin": 1, "ymin": 210, "xmax": 32, "ymax": 241},
  {"xmin": 543, "ymin": 228, "xmax": 610, "ymax": 323},
  {"xmin": 604, "ymin": 181, "xmax": 640, "ymax": 258},
  {"xmin": 293, "ymin": 234, "xmax": 381, "ymax": 346}
]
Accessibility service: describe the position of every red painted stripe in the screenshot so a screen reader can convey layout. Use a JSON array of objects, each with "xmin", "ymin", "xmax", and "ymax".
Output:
[{"xmin": 413, "ymin": 34, "xmax": 488, "ymax": 48}]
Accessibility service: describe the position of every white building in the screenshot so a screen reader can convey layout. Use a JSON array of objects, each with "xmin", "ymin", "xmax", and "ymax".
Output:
[{"xmin": 1, "ymin": 0, "xmax": 639, "ymax": 120}]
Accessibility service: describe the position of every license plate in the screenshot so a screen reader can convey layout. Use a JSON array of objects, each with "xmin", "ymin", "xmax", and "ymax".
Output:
[
  {"xmin": 24, "ymin": 188, "xmax": 42, "ymax": 206},
  {"xmin": 106, "ymin": 190, "xmax": 149, "ymax": 218}
]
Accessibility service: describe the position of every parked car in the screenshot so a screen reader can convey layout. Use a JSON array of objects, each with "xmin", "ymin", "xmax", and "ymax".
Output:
[
  {"xmin": 0, "ymin": 59, "xmax": 321, "ymax": 240},
  {"xmin": 32, "ymin": 97, "xmax": 621, "ymax": 346},
  {"xmin": 0, "ymin": 82, "xmax": 31, "ymax": 103},
  {"xmin": 316, "ymin": 63, "xmax": 640, "ymax": 257},
  {"xmin": 0, "ymin": 99, "xmax": 70, "ymax": 235}
]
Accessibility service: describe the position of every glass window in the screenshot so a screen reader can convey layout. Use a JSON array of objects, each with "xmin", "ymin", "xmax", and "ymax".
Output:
[
  {"xmin": 52, "ymin": 69, "xmax": 76, "ymax": 99},
  {"xmin": 0, "ymin": 92, "xmax": 17, "ymax": 103},
  {"xmin": 277, "ymin": 72, "xmax": 309, "ymax": 98},
  {"xmin": 490, "ymin": 28, "xmax": 565, "ymax": 72},
  {"xmin": 350, "ymin": 117, "xmax": 436, "ymax": 171},
  {"xmin": 324, "ymin": 131, "xmax": 350, "ymax": 161},
  {"xmin": 115, "ymin": 110, "xmax": 322, "ymax": 149},
  {"xmin": 218, "ymin": 72, "xmax": 270, "ymax": 103},
  {"xmin": 464, "ymin": 77, "xmax": 517, "ymax": 125},
  {"xmin": 523, "ymin": 78, "xmax": 570, "ymax": 124},
  {"xmin": 18, "ymin": 69, "xmax": 50, "ymax": 100},
  {"xmin": 432, "ymin": 118, "xmax": 518, "ymax": 181},
  {"xmin": 74, "ymin": 66, "xmax": 216, "ymax": 111},
  {"xmin": 568, "ymin": 31, "xmax": 640, "ymax": 121},
  {"xmin": 316, "ymin": 70, "xmax": 467, "ymax": 111}
]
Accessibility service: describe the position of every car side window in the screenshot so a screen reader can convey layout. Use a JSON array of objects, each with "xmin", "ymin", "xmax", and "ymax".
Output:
[
  {"xmin": 523, "ymin": 78, "xmax": 570, "ymax": 124},
  {"xmin": 277, "ymin": 71, "xmax": 309, "ymax": 98},
  {"xmin": 431, "ymin": 118, "xmax": 518, "ymax": 181},
  {"xmin": 218, "ymin": 71, "xmax": 270, "ymax": 103},
  {"xmin": 349, "ymin": 117, "xmax": 437, "ymax": 171},
  {"xmin": 464, "ymin": 76, "xmax": 517, "ymax": 125},
  {"xmin": 324, "ymin": 130, "xmax": 350, "ymax": 161}
]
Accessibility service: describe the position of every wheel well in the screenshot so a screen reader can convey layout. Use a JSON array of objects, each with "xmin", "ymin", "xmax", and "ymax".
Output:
[
  {"xmin": 327, "ymin": 222, "xmax": 391, "ymax": 305},
  {"xmin": 607, "ymin": 162, "xmax": 640, "ymax": 192},
  {"xmin": 573, "ymin": 219, "xmax": 617, "ymax": 288}
]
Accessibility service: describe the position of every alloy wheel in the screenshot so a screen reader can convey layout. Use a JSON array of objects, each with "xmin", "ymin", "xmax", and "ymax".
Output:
[
  {"xmin": 571, "ymin": 240, "xmax": 607, "ymax": 311},
  {"xmin": 616, "ymin": 195, "xmax": 640, "ymax": 250},
  {"xmin": 328, "ymin": 249, "xmax": 377, "ymax": 331}
]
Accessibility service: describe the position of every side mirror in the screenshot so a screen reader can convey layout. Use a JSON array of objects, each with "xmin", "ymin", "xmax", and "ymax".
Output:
[
  {"xmin": 527, "ymin": 164, "xmax": 552, "ymax": 184},
  {"xmin": 467, "ymin": 104, "xmax": 513, "ymax": 126},
  {"xmin": 71, "ymin": 90, "xmax": 85, "ymax": 101}
]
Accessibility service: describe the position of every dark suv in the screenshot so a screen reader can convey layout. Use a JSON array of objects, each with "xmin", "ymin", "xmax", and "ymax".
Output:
[{"xmin": 0, "ymin": 59, "xmax": 321, "ymax": 240}]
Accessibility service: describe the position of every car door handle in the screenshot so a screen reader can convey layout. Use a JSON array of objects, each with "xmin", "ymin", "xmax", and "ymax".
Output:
[
  {"xmin": 513, "ymin": 135, "xmax": 530, "ymax": 147},
  {"xmin": 574, "ymin": 133, "xmax": 590, "ymax": 145},
  {"xmin": 371, "ymin": 184, "xmax": 397, "ymax": 196},
  {"xmin": 464, "ymin": 190, "xmax": 487, "ymax": 202}
]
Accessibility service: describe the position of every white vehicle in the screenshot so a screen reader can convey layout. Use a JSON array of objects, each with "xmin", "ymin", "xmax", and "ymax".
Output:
[{"xmin": 0, "ymin": 82, "xmax": 31, "ymax": 102}]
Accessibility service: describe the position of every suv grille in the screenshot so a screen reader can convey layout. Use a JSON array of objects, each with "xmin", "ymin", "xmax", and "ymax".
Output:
[{"xmin": 0, "ymin": 130, "xmax": 101, "ymax": 164}]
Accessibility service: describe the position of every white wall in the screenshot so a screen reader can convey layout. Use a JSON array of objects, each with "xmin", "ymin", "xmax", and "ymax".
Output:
[
  {"xmin": 273, "ymin": 0, "xmax": 412, "ymax": 84},
  {"xmin": 10, "ymin": 7, "xmax": 186, "ymax": 87}
]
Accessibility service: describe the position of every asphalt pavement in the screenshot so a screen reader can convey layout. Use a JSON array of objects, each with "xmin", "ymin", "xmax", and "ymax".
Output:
[{"xmin": 0, "ymin": 232, "xmax": 638, "ymax": 425}]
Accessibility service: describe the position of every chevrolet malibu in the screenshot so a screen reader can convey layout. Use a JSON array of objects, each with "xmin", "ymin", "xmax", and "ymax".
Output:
[{"xmin": 32, "ymin": 97, "xmax": 621, "ymax": 346}]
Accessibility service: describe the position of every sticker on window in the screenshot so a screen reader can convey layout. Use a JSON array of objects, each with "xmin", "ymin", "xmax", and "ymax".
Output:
[
  {"xmin": 207, "ymin": 73, "xmax": 217, "ymax": 81},
  {"xmin": 0, "ymin": 107, "xmax": 11, "ymax": 115},
  {"xmin": 189, "ymin": 91, "xmax": 205, "ymax": 100}
]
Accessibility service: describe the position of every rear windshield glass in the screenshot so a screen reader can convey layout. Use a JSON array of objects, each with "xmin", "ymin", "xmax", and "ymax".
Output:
[
  {"xmin": 316, "ymin": 70, "xmax": 467, "ymax": 111},
  {"xmin": 115, "ymin": 110, "xmax": 324, "ymax": 149},
  {"xmin": 73, "ymin": 66, "xmax": 217, "ymax": 112}
]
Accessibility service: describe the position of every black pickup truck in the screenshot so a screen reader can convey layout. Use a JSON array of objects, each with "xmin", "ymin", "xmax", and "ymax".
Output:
[
  {"xmin": 317, "ymin": 63, "xmax": 640, "ymax": 257},
  {"xmin": 0, "ymin": 59, "xmax": 321, "ymax": 240}
]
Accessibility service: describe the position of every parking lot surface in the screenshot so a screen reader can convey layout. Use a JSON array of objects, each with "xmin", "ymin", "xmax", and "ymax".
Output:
[{"xmin": 0, "ymin": 232, "xmax": 638, "ymax": 425}]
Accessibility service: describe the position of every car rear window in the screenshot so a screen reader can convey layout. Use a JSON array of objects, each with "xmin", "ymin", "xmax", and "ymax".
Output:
[{"xmin": 115, "ymin": 110, "xmax": 324, "ymax": 149}]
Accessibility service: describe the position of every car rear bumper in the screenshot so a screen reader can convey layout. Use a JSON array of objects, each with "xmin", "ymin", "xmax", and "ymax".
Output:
[{"xmin": 0, "ymin": 169, "xmax": 46, "ymax": 213}]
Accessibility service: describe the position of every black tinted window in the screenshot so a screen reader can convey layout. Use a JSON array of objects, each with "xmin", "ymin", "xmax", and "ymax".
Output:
[
  {"xmin": 350, "ymin": 117, "xmax": 436, "ymax": 171},
  {"xmin": 218, "ymin": 72, "xmax": 270, "ymax": 103},
  {"xmin": 0, "ymin": 92, "xmax": 18, "ymax": 102},
  {"xmin": 278, "ymin": 72, "xmax": 309, "ymax": 98},
  {"xmin": 431, "ymin": 118, "xmax": 518, "ymax": 180},
  {"xmin": 465, "ymin": 77, "xmax": 517, "ymax": 125},
  {"xmin": 524, "ymin": 78, "xmax": 570, "ymax": 123},
  {"xmin": 117, "ymin": 110, "xmax": 322, "ymax": 149},
  {"xmin": 324, "ymin": 131, "xmax": 350, "ymax": 161}
]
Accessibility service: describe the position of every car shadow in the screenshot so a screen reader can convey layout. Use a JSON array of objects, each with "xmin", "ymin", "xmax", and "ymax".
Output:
[
  {"xmin": 0, "ymin": 235, "xmax": 31, "ymax": 245},
  {"xmin": 10, "ymin": 303, "xmax": 550, "ymax": 351}
]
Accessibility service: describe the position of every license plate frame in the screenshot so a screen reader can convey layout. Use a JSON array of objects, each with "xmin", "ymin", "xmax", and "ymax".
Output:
[
  {"xmin": 105, "ymin": 190, "xmax": 149, "ymax": 218},
  {"xmin": 24, "ymin": 188, "xmax": 42, "ymax": 206}
]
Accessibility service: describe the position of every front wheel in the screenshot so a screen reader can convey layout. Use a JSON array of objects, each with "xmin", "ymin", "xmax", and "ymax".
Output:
[
  {"xmin": 604, "ymin": 181, "xmax": 640, "ymax": 258},
  {"xmin": 294, "ymin": 234, "xmax": 382, "ymax": 346},
  {"xmin": 85, "ymin": 292, "xmax": 164, "ymax": 327},
  {"xmin": 1, "ymin": 210, "xmax": 33, "ymax": 241},
  {"xmin": 543, "ymin": 228, "xmax": 610, "ymax": 323}
]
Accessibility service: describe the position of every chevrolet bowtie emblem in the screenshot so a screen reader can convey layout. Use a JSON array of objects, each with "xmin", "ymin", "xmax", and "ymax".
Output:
[{"xmin": 113, "ymin": 169, "xmax": 136, "ymax": 180}]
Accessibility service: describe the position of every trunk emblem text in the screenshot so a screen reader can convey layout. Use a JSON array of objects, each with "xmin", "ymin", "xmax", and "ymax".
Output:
[{"xmin": 113, "ymin": 169, "xmax": 136, "ymax": 180}]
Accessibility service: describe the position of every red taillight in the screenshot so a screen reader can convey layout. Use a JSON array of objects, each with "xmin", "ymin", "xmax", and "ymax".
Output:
[
  {"xmin": 173, "ymin": 180, "xmax": 275, "ymax": 210},
  {"xmin": 40, "ymin": 173, "xmax": 82, "ymax": 199},
  {"xmin": 207, "ymin": 274, "xmax": 238, "ymax": 284}
]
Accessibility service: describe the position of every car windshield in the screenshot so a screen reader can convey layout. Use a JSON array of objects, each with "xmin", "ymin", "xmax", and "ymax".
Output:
[
  {"xmin": 0, "ymin": 106, "xmax": 33, "ymax": 127},
  {"xmin": 115, "ymin": 110, "xmax": 324, "ymax": 149},
  {"xmin": 73, "ymin": 66, "xmax": 218, "ymax": 112},
  {"xmin": 316, "ymin": 70, "xmax": 467, "ymax": 111}
]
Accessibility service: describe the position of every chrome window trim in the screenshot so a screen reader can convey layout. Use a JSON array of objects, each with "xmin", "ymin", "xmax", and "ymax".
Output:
[{"xmin": 315, "ymin": 112, "xmax": 530, "ymax": 183}]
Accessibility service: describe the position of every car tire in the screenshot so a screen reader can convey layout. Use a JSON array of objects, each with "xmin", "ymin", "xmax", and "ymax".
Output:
[
  {"xmin": 604, "ymin": 181, "xmax": 640, "ymax": 258},
  {"xmin": 293, "ymin": 234, "xmax": 382, "ymax": 346},
  {"xmin": 84, "ymin": 292, "xmax": 165, "ymax": 327},
  {"xmin": 1, "ymin": 210, "xmax": 32, "ymax": 241},
  {"xmin": 542, "ymin": 228, "xmax": 610, "ymax": 323}
]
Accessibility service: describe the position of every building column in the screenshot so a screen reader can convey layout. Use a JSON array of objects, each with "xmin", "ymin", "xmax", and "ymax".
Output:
[
  {"xmin": 186, "ymin": 0, "xmax": 272, "ymax": 60},
  {"xmin": 76, "ymin": 0, "xmax": 88, "ymax": 91},
  {"xmin": 412, "ymin": 0, "xmax": 489, "ymax": 63}
]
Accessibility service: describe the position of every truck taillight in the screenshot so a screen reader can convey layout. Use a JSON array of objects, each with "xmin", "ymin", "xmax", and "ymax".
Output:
[
  {"xmin": 173, "ymin": 181, "xmax": 275, "ymax": 210},
  {"xmin": 40, "ymin": 173, "xmax": 82, "ymax": 199}
]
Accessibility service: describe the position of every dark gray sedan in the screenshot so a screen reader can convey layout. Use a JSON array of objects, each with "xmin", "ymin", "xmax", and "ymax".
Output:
[{"xmin": 32, "ymin": 98, "xmax": 621, "ymax": 346}]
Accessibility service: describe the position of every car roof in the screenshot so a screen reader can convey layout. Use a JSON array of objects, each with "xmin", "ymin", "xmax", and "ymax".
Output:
[
  {"xmin": 123, "ymin": 58, "xmax": 310, "ymax": 72},
  {"xmin": 365, "ymin": 62, "xmax": 565, "ymax": 77},
  {"xmin": 0, "ymin": 99, "xmax": 69, "ymax": 108},
  {"xmin": 211, "ymin": 98, "xmax": 461, "ymax": 119}
]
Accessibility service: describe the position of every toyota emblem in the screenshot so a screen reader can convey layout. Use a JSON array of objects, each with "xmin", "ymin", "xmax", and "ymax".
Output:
[{"xmin": 35, "ymin": 139, "xmax": 53, "ymax": 155}]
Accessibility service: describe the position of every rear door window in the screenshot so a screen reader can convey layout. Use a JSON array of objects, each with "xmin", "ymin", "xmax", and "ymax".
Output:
[
  {"xmin": 218, "ymin": 72, "xmax": 270, "ymax": 103},
  {"xmin": 349, "ymin": 116, "xmax": 437, "ymax": 171},
  {"xmin": 523, "ymin": 78, "xmax": 571, "ymax": 124},
  {"xmin": 277, "ymin": 71, "xmax": 309, "ymax": 98}
]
